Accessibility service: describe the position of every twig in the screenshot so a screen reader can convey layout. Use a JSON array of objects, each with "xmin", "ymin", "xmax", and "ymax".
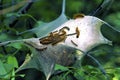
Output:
[
  {"xmin": 9, "ymin": 0, "xmax": 34, "ymax": 27},
  {"xmin": 101, "ymin": 0, "xmax": 114, "ymax": 18},
  {"xmin": 0, "ymin": 39, "xmax": 24, "ymax": 46},
  {"xmin": 18, "ymin": 0, "xmax": 34, "ymax": 14},
  {"xmin": 86, "ymin": 54, "xmax": 109, "ymax": 80},
  {"xmin": 0, "ymin": 38, "xmax": 40, "ymax": 46},
  {"xmin": 90, "ymin": 0, "xmax": 114, "ymax": 16},
  {"xmin": 102, "ymin": 19, "xmax": 120, "ymax": 33},
  {"xmin": 86, "ymin": 54, "xmax": 106, "ymax": 75},
  {"xmin": 0, "ymin": 0, "xmax": 34, "ymax": 28},
  {"xmin": 0, "ymin": 0, "xmax": 27, "ymax": 15},
  {"xmin": 79, "ymin": 51, "xmax": 107, "ymax": 77}
]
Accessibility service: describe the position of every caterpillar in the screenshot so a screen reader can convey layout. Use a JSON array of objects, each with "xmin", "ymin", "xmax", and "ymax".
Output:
[
  {"xmin": 73, "ymin": 13, "xmax": 85, "ymax": 19},
  {"xmin": 76, "ymin": 27, "xmax": 80, "ymax": 38}
]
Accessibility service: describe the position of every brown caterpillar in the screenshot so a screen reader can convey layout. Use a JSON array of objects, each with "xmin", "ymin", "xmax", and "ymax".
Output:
[
  {"xmin": 76, "ymin": 27, "xmax": 80, "ymax": 38},
  {"xmin": 71, "ymin": 40, "xmax": 78, "ymax": 46},
  {"xmin": 40, "ymin": 26, "xmax": 70, "ymax": 45},
  {"xmin": 73, "ymin": 13, "xmax": 85, "ymax": 19}
]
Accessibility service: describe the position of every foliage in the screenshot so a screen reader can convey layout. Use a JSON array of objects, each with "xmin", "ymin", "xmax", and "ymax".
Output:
[{"xmin": 0, "ymin": 0, "xmax": 120, "ymax": 80}]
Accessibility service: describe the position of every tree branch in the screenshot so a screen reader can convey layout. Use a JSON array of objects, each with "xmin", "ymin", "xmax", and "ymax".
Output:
[
  {"xmin": 90, "ymin": 0, "xmax": 114, "ymax": 16},
  {"xmin": 9, "ymin": 0, "xmax": 34, "ymax": 27},
  {"xmin": 0, "ymin": 0, "xmax": 28, "ymax": 15}
]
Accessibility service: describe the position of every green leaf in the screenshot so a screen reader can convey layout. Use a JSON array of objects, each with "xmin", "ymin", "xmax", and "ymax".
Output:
[
  {"xmin": 0, "ymin": 33, "xmax": 19, "ymax": 42},
  {"xmin": 113, "ymin": 68, "xmax": 120, "ymax": 80},
  {"xmin": 7, "ymin": 42, "xmax": 23, "ymax": 49},
  {"xmin": 7, "ymin": 56, "xmax": 18, "ymax": 68},
  {"xmin": 0, "ymin": 60, "xmax": 13, "ymax": 79},
  {"xmin": 5, "ymin": 13, "xmax": 37, "ymax": 23},
  {"xmin": 74, "ymin": 72, "xmax": 85, "ymax": 80},
  {"xmin": 54, "ymin": 64, "xmax": 69, "ymax": 71},
  {"xmin": 0, "ymin": 33, "xmax": 9, "ymax": 42},
  {"xmin": 6, "ymin": 13, "xmax": 20, "ymax": 17},
  {"xmin": 0, "ymin": 60, "xmax": 7, "ymax": 75}
]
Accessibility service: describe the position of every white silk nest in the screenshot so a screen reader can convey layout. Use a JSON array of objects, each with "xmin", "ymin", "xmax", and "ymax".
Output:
[{"xmin": 53, "ymin": 16, "xmax": 112, "ymax": 52}]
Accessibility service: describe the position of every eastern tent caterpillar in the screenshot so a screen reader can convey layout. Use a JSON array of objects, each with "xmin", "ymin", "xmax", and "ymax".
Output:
[
  {"xmin": 40, "ymin": 26, "xmax": 69, "ymax": 45},
  {"xmin": 71, "ymin": 40, "xmax": 78, "ymax": 46},
  {"xmin": 73, "ymin": 13, "xmax": 85, "ymax": 19},
  {"xmin": 76, "ymin": 27, "xmax": 80, "ymax": 38}
]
